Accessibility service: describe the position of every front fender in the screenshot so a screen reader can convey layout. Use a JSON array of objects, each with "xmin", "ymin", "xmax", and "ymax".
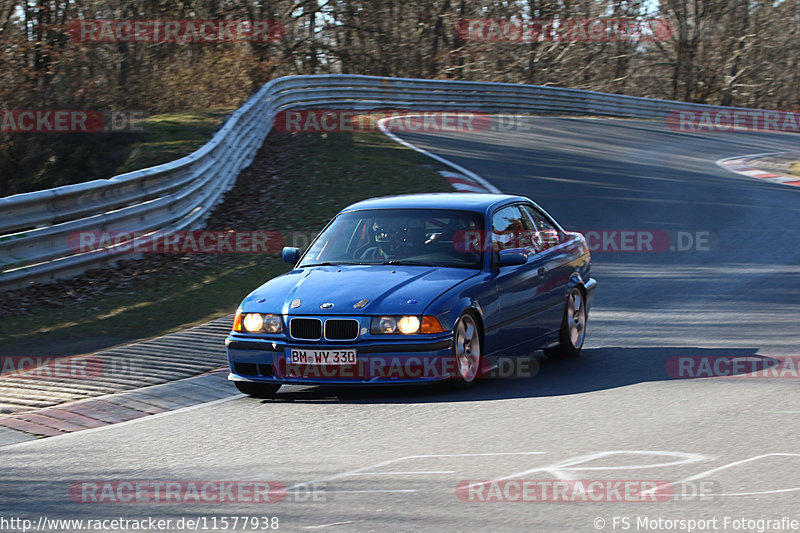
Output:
[{"xmin": 422, "ymin": 272, "xmax": 494, "ymax": 331}]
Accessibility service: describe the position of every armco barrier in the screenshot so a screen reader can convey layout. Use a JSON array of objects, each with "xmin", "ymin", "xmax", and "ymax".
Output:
[{"xmin": 0, "ymin": 74, "xmax": 769, "ymax": 290}]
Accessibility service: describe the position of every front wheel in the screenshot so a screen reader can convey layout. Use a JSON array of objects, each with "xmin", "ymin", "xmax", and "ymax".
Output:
[
  {"xmin": 234, "ymin": 381, "xmax": 281, "ymax": 398},
  {"xmin": 451, "ymin": 312, "xmax": 482, "ymax": 389},
  {"xmin": 543, "ymin": 287, "xmax": 586, "ymax": 358}
]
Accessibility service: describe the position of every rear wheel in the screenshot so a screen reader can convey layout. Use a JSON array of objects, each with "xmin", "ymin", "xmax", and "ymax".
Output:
[
  {"xmin": 451, "ymin": 312, "xmax": 482, "ymax": 389},
  {"xmin": 543, "ymin": 287, "xmax": 586, "ymax": 358},
  {"xmin": 234, "ymin": 381, "xmax": 281, "ymax": 398}
]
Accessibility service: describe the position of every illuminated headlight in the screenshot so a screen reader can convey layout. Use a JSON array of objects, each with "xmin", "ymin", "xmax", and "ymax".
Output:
[
  {"xmin": 370, "ymin": 316, "xmax": 443, "ymax": 335},
  {"xmin": 243, "ymin": 313, "xmax": 264, "ymax": 332},
  {"xmin": 397, "ymin": 316, "xmax": 421, "ymax": 334},
  {"xmin": 238, "ymin": 313, "xmax": 283, "ymax": 333}
]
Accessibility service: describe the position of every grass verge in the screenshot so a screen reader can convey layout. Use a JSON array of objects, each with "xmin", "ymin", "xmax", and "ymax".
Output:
[
  {"xmin": 0, "ymin": 132, "xmax": 451, "ymax": 355},
  {"xmin": 115, "ymin": 108, "xmax": 235, "ymax": 173}
]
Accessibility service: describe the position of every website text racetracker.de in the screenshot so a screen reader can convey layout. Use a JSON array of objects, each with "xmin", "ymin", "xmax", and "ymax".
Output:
[
  {"xmin": 458, "ymin": 229, "xmax": 715, "ymax": 253},
  {"xmin": 68, "ymin": 20, "xmax": 286, "ymax": 44},
  {"xmin": 0, "ymin": 516, "xmax": 279, "ymax": 532},
  {"xmin": 560, "ymin": 230, "xmax": 712, "ymax": 252},
  {"xmin": 278, "ymin": 355, "xmax": 538, "ymax": 380},
  {"xmin": 456, "ymin": 479, "xmax": 675, "ymax": 502},
  {"xmin": 274, "ymin": 110, "xmax": 680, "ymax": 134},
  {"xmin": 1, "ymin": 110, "xmax": 145, "ymax": 133}
]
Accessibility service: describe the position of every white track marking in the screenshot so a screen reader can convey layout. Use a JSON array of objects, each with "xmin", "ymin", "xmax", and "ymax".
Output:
[
  {"xmin": 644, "ymin": 453, "xmax": 800, "ymax": 497},
  {"xmin": 348, "ymin": 471, "xmax": 456, "ymax": 476},
  {"xmin": 672, "ymin": 453, "xmax": 800, "ymax": 498},
  {"xmin": 489, "ymin": 450, "xmax": 710, "ymax": 484},
  {"xmin": 739, "ymin": 169, "xmax": 770, "ymax": 176},
  {"xmin": 673, "ymin": 453, "xmax": 800, "ymax": 484},
  {"xmin": 304, "ymin": 521, "xmax": 361, "ymax": 530},
  {"xmin": 331, "ymin": 489, "xmax": 419, "ymax": 493},
  {"xmin": 721, "ymin": 487, "xmax": 800, "ymax": 496},
  {"xmin": 465, "ymin": 450, "xmax": 711, "ymax": 493},
  {"xmin": 377, "ymin": 116, "xmax": 501, "ymax": 193}
]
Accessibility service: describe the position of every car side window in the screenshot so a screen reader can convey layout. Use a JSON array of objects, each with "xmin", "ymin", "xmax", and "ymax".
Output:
[
  {"xmin": 520, "ymin": 204, "xmax": 561, "ymax": 251},
  {"xmin": 491, "ymin": 205, "xmax": 537, "ymax": 256}
]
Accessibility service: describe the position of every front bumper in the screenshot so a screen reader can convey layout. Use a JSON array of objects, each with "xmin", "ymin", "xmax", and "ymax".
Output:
[{"xmin": 226, "ymin": 335, "xmax": 455, "ymax": 385}]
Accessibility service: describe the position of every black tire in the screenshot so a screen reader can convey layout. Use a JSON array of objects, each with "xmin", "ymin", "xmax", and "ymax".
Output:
[
  {"xmin": 234, "ymin": 381, "xmax": 281, "ymax": 398},
  {"xmin": 450, "ymin": 312, "xmax": 483, "ymax": 389},
  {"xmin": 543, "ymin": 287, "xmax": 586, "ymax": 359}
]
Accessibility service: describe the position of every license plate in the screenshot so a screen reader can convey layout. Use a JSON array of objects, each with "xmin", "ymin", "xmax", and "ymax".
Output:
[{"xmin": 287, "ymin": 349, "xmax": 357, "ymax": 365}]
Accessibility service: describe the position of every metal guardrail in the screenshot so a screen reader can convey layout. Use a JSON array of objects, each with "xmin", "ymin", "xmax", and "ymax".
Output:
[{"xmin": 0, "ymin": 74, "xmax": 767, "ymax": 290}]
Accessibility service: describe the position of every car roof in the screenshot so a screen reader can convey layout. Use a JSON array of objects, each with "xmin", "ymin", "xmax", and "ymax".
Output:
[{"xmin": 341, "ymin": 193, "xmax": 530, "ymax": 214}]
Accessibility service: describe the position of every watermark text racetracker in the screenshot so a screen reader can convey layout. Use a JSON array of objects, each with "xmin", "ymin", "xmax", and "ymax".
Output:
[
  {"xmin": 458, "ymin": 480, "xmax": 719, "ymax": 503},
  {"xmin": 1, "ymin": 356, "xmax": 144, "ymax": 380},
  {"xmin": 278, "ymin": 354, "xmax": 538, "ymax": 380},
  {"xmin": 561, "ymin": 230, "xmax": 713, "ymax": 253},
  {"xmin": 666, "ymin": 355, "xmax": 800, "ymax": 379},
  {"xmin": 69, "ymin": 480, "xmax": 328, "ymax": 504},
  {"xmin": 69, "ymin": 20, "xmax": 285, "ymax": 43},
  {"xmin": 667, "ymin": 109, "xmax": 800, "ymax": 134},
  {"xmin": 277, "ymin": 110, "xmax": 698, "ymax": 134},
  {"xmin": 456, "ymin": 18, "xmax": 673, "ymax": 43},
  {"xmin": 273, "ymin": 110, "xmax": 489, "ymax": 133},
  {"xmin": 1, "ymin": 110, "xmax": 145, "ymax": 133},
  {"xmin": 458, "ymin": 229, "xmax": 716, "ymax": 253},
  {"xmin": 599, "ymin": 516, "xmax": 799, "ymax": 532},
  {"xmin": 68, "ymin": 230, "xmax": 285, "ymax": 255}
]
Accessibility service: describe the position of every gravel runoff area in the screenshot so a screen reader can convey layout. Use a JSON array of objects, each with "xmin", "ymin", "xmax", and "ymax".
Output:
[{"xmin": 745, "ymin": 152, "xmax": 800, "ymax": 176}]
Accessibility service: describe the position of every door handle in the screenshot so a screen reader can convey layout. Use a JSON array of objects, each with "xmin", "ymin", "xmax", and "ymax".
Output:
[{"xmin": 538, "ymin": 267, "xmax": 546, "ymax": 278}]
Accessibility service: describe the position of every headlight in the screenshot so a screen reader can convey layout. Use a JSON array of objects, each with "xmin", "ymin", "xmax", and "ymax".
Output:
[
  {"xmin": 397, "ymin": 316, "xmax": 420, "ymax": 334},
  {"xmin": 370, "ymin": 315, "xmax": 443, "ymax": 335},
  {"xmin": 262, "ymin": 315, "xmax": 283, "ymax": 333},
  {"xmin": 373, "ymin": 316, "xmax": 398, "ymax": 334},
  {"xmin": 235, "ymin": 312, "xmax": 284, "ymax": 333},
  {"xmin": 243, "ymin": 313, "xmax": 265, "ymax": 332}
]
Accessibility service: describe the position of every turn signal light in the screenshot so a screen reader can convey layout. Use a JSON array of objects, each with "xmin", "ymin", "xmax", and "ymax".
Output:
[{"xmin": 420, "ymin": 315, "xmax": 444, "ymax": 334}]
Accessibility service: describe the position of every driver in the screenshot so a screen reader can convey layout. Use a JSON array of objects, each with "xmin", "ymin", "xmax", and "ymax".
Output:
[{"xmin": 373, "ymin": 220, "xmax": 412, "ymax": 258}]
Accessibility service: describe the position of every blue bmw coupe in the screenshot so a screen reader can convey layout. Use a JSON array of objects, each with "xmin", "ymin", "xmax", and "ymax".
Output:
[{"xmin": 226, "ymin": 193, "xmax": 596, "ymax": 397}]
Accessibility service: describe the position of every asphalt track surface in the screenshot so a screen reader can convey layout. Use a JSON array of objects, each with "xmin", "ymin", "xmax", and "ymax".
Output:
[{"xmin": 2, "ymin": 118, "xmax": 800, "ymax": 532}]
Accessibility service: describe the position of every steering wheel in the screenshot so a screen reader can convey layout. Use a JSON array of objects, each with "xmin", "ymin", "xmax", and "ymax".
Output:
[{"xmin": 354, "ymin": 243, "xmax": 384, "ymax": 261}]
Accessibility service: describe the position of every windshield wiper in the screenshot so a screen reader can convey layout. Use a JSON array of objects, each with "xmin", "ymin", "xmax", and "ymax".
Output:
[
  {"xmin": 384, "ymin": 260, "xmax": 436, "ymax": 266},
  {"xmin": 300, "ymin": 261, "xmax": 367, "ymax": 267}
]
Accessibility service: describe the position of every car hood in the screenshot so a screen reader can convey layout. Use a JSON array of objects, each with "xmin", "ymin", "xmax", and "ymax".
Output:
[{"xmin": 240, "ymin": 264, "xmax": 478, "ymax": 315}]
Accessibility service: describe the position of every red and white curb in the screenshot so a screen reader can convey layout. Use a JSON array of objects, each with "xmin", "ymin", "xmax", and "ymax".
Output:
[
  {"xmin": 0, "ymin": 369, "xmax": 235, "ymax": 445},
  {"xmin": 439, "ymin": 170, "xmax": 492, "ymax": 193},
  {"xmin": 716, "ymin": 152, "xmax": 800, "ymax": 188}
]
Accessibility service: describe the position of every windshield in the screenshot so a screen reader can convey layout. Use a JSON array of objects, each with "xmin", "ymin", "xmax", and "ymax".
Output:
[{"xmin": 299, "ymin": 208, "xmax": 484, "ymax": 269}]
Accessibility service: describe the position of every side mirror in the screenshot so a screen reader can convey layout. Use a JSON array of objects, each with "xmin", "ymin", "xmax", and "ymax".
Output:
[
  {"xmin": 282, "ymin": 247, "xmax": 301, "ymax": 264},
  {"xmin": 498, "ymin": 248, "xmax": 528, "ymax": 267}
]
